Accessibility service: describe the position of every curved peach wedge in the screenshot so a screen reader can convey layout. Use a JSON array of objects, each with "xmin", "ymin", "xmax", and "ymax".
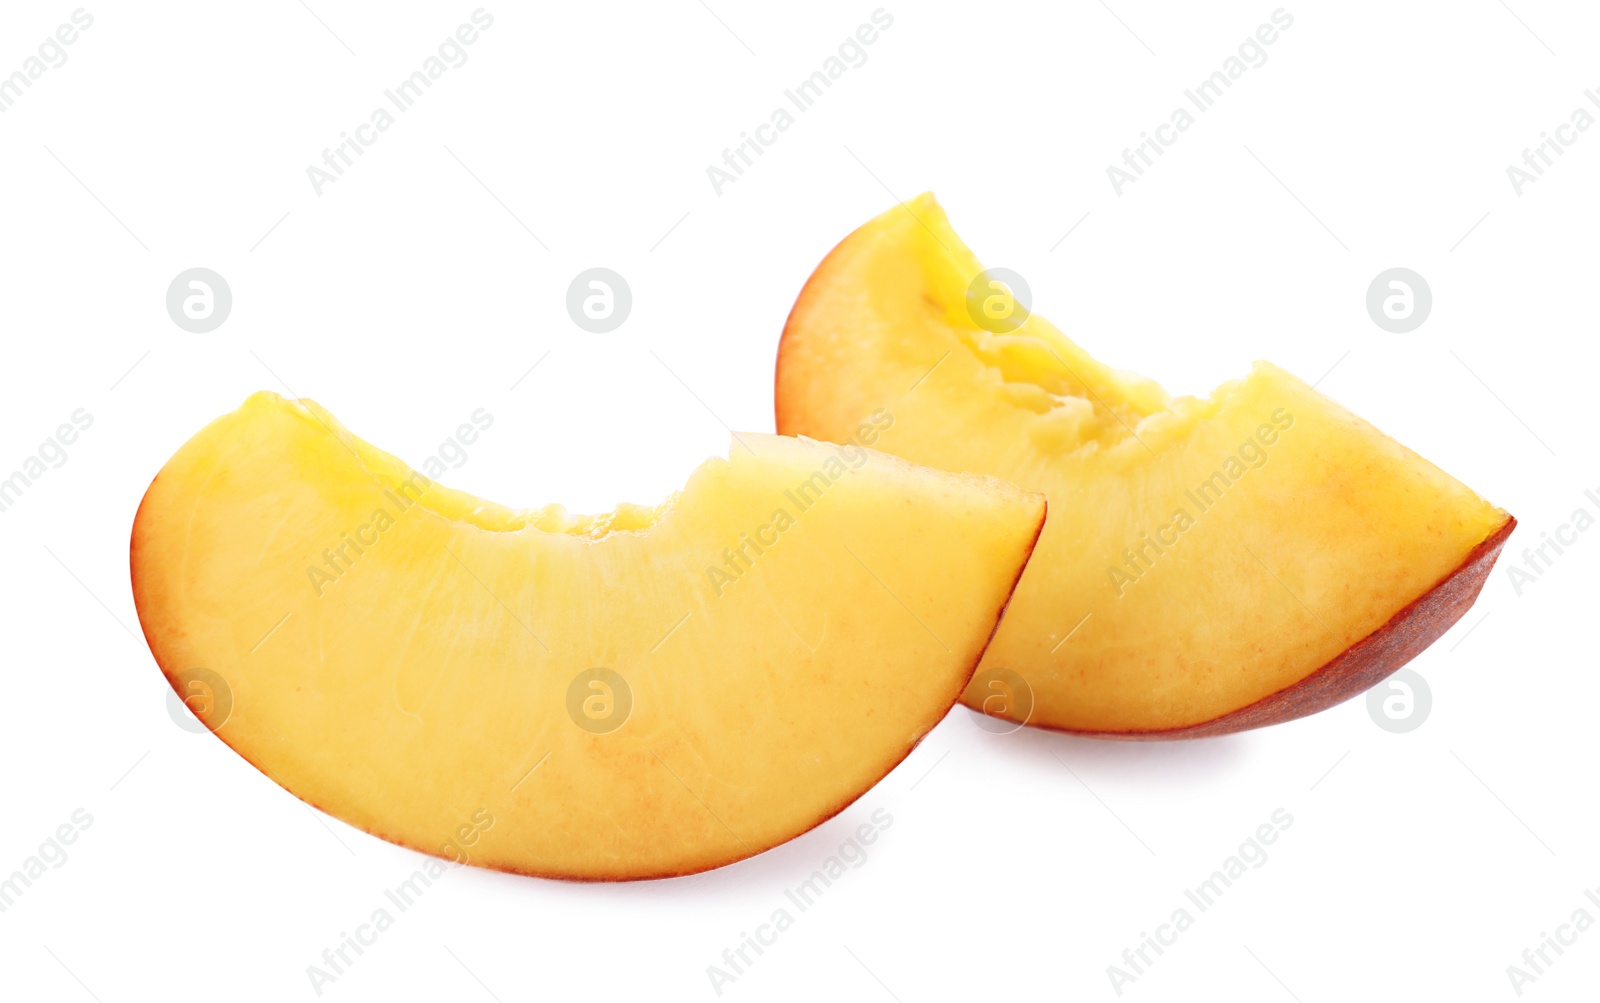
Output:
[
  {"xmin": 131, "ymin": 393, "xmax": 1044, "ymax": 879},
  {"xmin": 775, "ymin": 195, "xmax": 1514, "ymax": 738}
]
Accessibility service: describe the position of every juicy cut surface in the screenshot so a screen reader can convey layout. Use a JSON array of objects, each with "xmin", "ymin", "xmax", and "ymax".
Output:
[
  {"xmin": 775, "ymin": 195, "xmax": 1512, "ymax": 736},
  {"xmin": 132, "ymin": 393, "xmax": 1046, "ymax": 877}
]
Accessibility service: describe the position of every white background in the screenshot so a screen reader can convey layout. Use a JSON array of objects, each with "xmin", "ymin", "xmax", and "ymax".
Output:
[{"xmin": 1, "ymin": 1, "xmax": 1595, "ymax": 1000}]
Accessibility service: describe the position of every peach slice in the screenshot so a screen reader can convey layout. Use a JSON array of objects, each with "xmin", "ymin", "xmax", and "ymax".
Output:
[
  {"xmin": 775, "ymin": 195, "xmax": 1514, "ymax": 738},
  {"xmin": 132, "ymin": 393, "xmax": 1044, "ymax": 878}
]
